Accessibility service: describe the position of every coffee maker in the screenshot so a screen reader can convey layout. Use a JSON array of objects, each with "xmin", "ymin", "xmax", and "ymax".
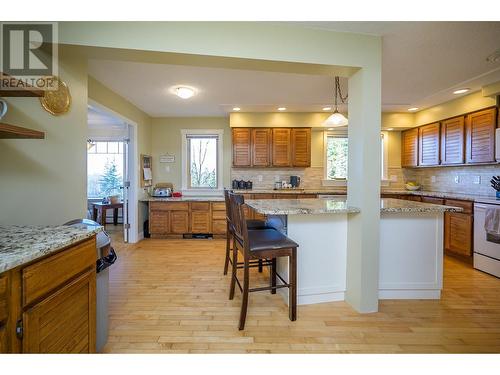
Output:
[{"xmin": 290, "ymin": 176, "xmax": 301, "ymax": 188}]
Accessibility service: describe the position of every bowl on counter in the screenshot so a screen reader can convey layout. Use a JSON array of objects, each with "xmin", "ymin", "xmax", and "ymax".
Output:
[{"xmin": 405, "ymin": 183, "xmax": 421, "ymax": 191}]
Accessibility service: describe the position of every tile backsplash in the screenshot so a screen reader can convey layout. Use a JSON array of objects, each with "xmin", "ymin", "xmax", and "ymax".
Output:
[{"xmin": 402, "ymin": 165, "xmax": 500, "ymax": 196}]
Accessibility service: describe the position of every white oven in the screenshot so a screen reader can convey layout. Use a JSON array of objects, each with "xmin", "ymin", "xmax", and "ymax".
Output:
[{"xmin": 474, "ymin": 201, "xmax": 500, "ymax": 278}]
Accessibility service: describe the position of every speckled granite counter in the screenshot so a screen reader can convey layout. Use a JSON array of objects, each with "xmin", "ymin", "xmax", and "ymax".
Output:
[
  {"xmin": 0, "ymin": 224, "xmax": 102, "ymax": 274},
  {"xmin": 141, "ymin": 196, "xmax": 224, "ymax": 202},
  {"xmin": 246, "ymin": 198, "xmax": 462, "ymax": 215},
  {"xmin": 233, "ymin": 189, "xmax": 346, "ymax": 195},
  {"xmin": 245, "ymin": 198, "xmax": 360, "ymax": 215},
  {"xmin": 382, "ymin": 189, "xmax": 499, "ymax": 205}
]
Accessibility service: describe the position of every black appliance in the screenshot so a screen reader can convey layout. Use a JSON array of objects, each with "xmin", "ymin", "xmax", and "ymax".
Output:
[
  {"xmin": 232, "ymin": 179, "xmax": 239, "ymax": 189},
  {"xmin": 290, "ymin": 176, "xmax": 301, "ymax": 188}
]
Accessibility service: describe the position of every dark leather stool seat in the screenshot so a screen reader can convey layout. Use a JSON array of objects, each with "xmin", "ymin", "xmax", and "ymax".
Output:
[
  {"xmin": 247, "ymin": 229, "xmax": 299, "ymax": 252},
  {"xmin": 246, "ymin": 219, "xmax": 271, "ymax": 229}
]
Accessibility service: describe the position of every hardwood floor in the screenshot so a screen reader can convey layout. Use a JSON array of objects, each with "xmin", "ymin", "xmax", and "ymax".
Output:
[{"xmin": 103, "ymin": 235, "xmax": 500, "ymax": 353}]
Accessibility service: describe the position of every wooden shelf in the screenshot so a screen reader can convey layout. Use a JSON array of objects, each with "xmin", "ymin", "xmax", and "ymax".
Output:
[
  {"xmin": 0, "ymin": 72, "xmax": 44, "ymax": 97},
  {"xmin": 0, "ymin": 123, "xmax": 45, "ymax": 139}
]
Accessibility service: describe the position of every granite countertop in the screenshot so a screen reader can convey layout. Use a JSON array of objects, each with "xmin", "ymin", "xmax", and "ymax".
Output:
[
  {"xmin": 245, "ymin": 197, "xmax": 463, "ymax": 215},
  {"xmin": 141, "ymin": 196, "xmax": 224, "ymax": 202},
  {"xmin": 233, "ymin": 189, "xmax": 346, "ymax": 195},
  {"xmin": 382, "ymin": 189, "xmax": 500, "ymax": 204},
  {"xmin": 380, "ymin": 198, "xmax": 463, "ymax": 213},
  {"xmin": 0, "ymin": 224, "xmax": 102, "ymax": 274},
  {"xmin": 245, "ymin": 198, "xmax": 361, "ymax": 215}
]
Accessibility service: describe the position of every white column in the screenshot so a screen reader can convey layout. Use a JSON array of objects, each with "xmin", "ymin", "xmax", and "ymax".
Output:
[{"xmin": 346, "ymin": 66, "xmax": 382, "ymax": 312}]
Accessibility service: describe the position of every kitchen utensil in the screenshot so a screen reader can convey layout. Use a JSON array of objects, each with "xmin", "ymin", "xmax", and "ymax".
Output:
[
  {"xmin": 245, "ymin": 181, "xmax": 253, "ymax": 189},
  {"xmin": 274, "ymin": 182, "xmax": 281, "ymax": 190},
  {"xmin": 232, "ymin": 180, "xmax": 239, "ymax": 189},
  {"xmin": 152, "ymin": 187, "xmax": 172, "ymax": 197},
  {"xmin": 238, "ymin": 180, "xmax": 246, "ymax": 189}
]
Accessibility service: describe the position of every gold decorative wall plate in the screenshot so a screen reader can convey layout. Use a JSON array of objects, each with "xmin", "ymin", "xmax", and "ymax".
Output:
[{"xmin": 39, "ymin": 77, "xmax": 71, "ymax": 116}]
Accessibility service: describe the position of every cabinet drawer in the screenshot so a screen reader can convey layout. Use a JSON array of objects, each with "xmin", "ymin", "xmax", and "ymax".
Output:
[
  {"xmin": 0, "ymin": 274, "xmax": 7, "ymax": 324},
  {"xmin": 444, "ymin": 199, "xmax": 473, "ymax": 214},
  {"xmin": 300, "ymin": 194, "xmax": 317, "ymax": 198},
  {"xmin": 149, "ymin": 202, "xmax": 170, "ymax": 211},
  {"xmin": 166, "ymin": 202, "xmax": 189, "ymax": 211},
  {"xmin": 274, "ymin": 194, "xmax": 298, "ymax": 199},
  {"xmin": 22, "ymin": 238, "xmax": 96, "ymax": 307},
  {"xmin": 211, "ymin": 202, "xmax": 226, "ymax": 211},
  {"xmin": 406, "ymin": 195, "xmax": 422, "ymax": 202},
  {"xmin": 252, "ymin": 194, "xmax": 274, "ymax": 199},
  {"xmin": 421, "ymin": 197, "xmax": 445, "ymax": 205},
  {"xmin": 212, "ymin": 210, "xmax": 226, "ymax": 220},
  {"xmin": 191, "ymin": 202, "xmax": 210, "ymax": 211}
]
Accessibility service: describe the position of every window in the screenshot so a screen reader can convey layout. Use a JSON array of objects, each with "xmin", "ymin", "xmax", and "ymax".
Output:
[
  {"xmin": 181, "ymin": 129, "xmax": 224, "ymax": 192},
  {"xmin": 87, "ymin": 141, "xmax": 124, "ymax": 199},
  {"xmin": 325, "ymin": 134, "xmax": 348, "ymax": 180}
]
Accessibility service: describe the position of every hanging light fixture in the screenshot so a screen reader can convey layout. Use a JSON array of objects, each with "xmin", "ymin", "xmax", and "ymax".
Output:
[{"xmin": 323, "ymin": 76, "xmax": 348, "ymax": 127}]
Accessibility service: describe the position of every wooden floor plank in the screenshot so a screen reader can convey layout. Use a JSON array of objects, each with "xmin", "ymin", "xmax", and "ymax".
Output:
[{"xmin": 101, "ymin": 231, "xmax": 500, "ymax": 354}]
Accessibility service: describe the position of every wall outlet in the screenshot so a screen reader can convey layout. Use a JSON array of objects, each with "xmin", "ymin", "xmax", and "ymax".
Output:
[
  {"xmin": 454, "ymin": 175, "xmax": 461, "ymax": 184},
  {"xmin": 258, "ymin": 175, "xmax": 263, "ymax": 182},
  {"xmin": 473, "ymin": 175, "xmax": 481, "ymax": 184},
  {"xmin": 431, "ymin": 176, "xmax": 436, "ymax": 183},
  {"xmin": 390, "ymin": 175, "xmax": 398, "ymax": 182}
]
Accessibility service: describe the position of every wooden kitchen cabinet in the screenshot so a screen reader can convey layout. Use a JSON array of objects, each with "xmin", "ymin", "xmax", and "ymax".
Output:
[
  {"xmin": 232, "ymin": 128, "xmax": 252, "ymax": 167},
  {"xmin": 0, "ymin": 273, "xmax": 8, "ymax": 353},
  {"xmin": 272, "ymin": 128, "xmax": 292, "ymax": 167},
  {"xmin": 465, "ymin": 107, "xmax": 497, "ymax": 164},
  {"xmin": 418, "ymin": 122, "xmax": 440, "ymax": 166},
  {"xmin": 291, "ymin": 128, "xmax": 311, "ymax": 167},
  {"xmin": 401, "ymin": 128, "xmax": 419, "ymax": 167},
  {"xmin": 444, "ymin": 212, "xmax": 473, "ymax": 258},
  {"xmin": 441, "ymin": 116, "xmax": 465, "ymax": 165},
  {"xmin": 421, "ymin": 196, "xmax": 445, "ymax": 205},
  {"xmin": 170, "ymin": 211, "xmax": 189, "ymax": 234},
  {"xmin": 251, "ymin": 128, "xmax": 271, "ymax": 167},
  {"xmin": 211, "ymin": 202, "xmax": 227, "ymax": 235},
  {"xmin": 190, "ymin": 203, "xmax": 211, "ymax": 233}
]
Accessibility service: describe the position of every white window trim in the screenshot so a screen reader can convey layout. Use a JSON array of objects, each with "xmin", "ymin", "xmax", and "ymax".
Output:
[
  {"xmin": 322, "ymin": 130, "xmax": 389, "ymax": 187},
  {"xmin": 322, "ymin": 130, "xmax": 348, "ymax": 187},
  {"xmin": 181, "ymin": 129, "xmax": 224, "ymax": 195}
]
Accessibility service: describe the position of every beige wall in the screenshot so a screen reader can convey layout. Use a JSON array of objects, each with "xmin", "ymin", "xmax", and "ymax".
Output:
[
  {"xmin": 151, "ymin": 117, "xmax": 231, "ymax": 190},
  {"xmin": 0, "ymin": 48, "xmax": 88, "ymax": 225}
]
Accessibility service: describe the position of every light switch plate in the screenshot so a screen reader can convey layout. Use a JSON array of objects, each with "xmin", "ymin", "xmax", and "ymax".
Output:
[
  {"xmin": 431, "ymin": 176, "xmax": 436, "ymax": 183},
  {"xmin": 258, "ymin": 175, "xmax": 263, "ymax": 182},
  {"xmin": 454, "ymin": 175, "xmax": 461, "ymax": 184},
  {"xmin": 473, "ymin": 176, "xmax": 481, "ymax": 184}
]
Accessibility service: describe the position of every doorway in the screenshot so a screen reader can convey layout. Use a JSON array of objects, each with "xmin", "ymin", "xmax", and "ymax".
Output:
[{"xmin": 87, "ymin": 104, "xmax": 136, "ymax": 242}]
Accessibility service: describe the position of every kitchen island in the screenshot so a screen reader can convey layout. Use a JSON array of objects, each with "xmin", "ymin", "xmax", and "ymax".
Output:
[{"xmin": 245, "ymin": 198, "xmax": 462, "ymax": 305}]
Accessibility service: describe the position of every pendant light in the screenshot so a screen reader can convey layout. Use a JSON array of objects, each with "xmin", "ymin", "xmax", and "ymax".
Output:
[{"xmin": 323, "ymin": 76, "xmax": 348, "ymax": 127}]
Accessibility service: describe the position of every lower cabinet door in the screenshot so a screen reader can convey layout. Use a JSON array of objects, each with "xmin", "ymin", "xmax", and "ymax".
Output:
[
  {"xmin": 0, "ymin": 323, "xmax": 7, "ymax": 353},
  {"xmin": 170, "ymin": 211, "xmax": 189, "ymax": 234},
  {"xmin": 22, "ymin": 269, "xmax": 96, "ymax": 353},
  {"xmin": 191, "ymin": 211, "xmax": 211, "ymax": 233},
  {"xmin": 444, "ymin": 212, "xmax": 473, "ymax": 257},
  {"xmin": 149, "ymin": 210, "xmax": 169, "ymax": 235},
  {"xmin": 212, "ymin": 219, "xmax": 227, "ymax": 235}
]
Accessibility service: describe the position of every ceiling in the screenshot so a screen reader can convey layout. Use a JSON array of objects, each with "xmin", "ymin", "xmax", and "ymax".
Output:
[
  {"xmin": 87, "ymin": 21, "xmax": 500, "ymax": 117},
  {"xmin": 87, "ymin": 104, "xmax": 127, "ymax": 130}
]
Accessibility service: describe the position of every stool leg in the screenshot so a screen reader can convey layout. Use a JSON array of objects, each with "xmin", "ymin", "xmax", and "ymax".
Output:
[
  {"xmin": 258, "ymin": 259, "xmax": 263, "ymax": 273},
  {"xmin": 229, "ymin": 240, "xmax": 238, "ymax": 300},
  {"xmin": 270, "ymin": 258, "xmax": 277, "ymax": 294},
  {"xmin": 239, "ymin": 257, "xmax": 250, "ymax": 330},
  {"xmin": 289, "ymin": 248, "xmax": 297, "ymax": 321},
  {"xmin": 223, "ymin": 224, "xmax": 231, "ymax": 275}
]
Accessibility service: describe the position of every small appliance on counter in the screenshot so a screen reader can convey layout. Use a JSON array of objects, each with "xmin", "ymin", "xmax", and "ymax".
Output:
[
  {"xmin": 232, "ymin": 179, "xmax": 253, "ymax": 190},
  {"xmin": 290, "ymin": 176, "xmax": 301, "ymax": 188},
  {"xmin": 152, "ymin": 182, "xmax": 173, "ymax": 197}
]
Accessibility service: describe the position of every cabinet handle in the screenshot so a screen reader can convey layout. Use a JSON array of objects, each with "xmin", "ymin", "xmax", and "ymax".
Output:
[{"xmin": 15, "ymin": 319, "xmax": 23, "ymax": 339}]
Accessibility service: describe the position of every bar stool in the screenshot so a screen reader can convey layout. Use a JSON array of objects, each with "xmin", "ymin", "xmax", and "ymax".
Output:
[
  {"xmin": 228, "ymin": 192, "xmax": 298, "ymax": 330},
  {"xmin": 223, "ymin": 188, "xmax": 273, "ymax": 275}
]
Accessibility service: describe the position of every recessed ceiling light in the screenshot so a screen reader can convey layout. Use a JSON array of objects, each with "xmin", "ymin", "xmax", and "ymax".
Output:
[
  {"xmin": 277, "ymin": 107, "xmax": 286, "ymax": 111},
  {"xmin": 232, "ymin": 107, "xmax": 241, "ymax": 111},
  {"xmin": 408, "ymin": 107, "xmax": 419, "ymax": 112},
  {"xmin": 453, "ymin": 88, "xmax": 470, "ymax": 95},
  {"xmin": 322, "ymin": 107, "xmax": 332, "ymax": 111},
  {"xmin": 174, "ymin": 86, "xmax": 195, "ymax": 99}
]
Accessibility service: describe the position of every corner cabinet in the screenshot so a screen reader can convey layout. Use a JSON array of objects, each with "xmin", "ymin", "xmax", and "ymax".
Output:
[
  {"xmin": 232, "ymin": 127, "xmax": 311, "ymax": 168},
  {"xmin": 401, "ymin": 128, "xmax": 419, "ymax": 167},
  {"xmin": 441, "ymin": 116, "xmax": 465, "ymax": 165},
  {"xmin": 418, "ymin": 122, "xmax": 440, "ymax": 166},
  {"xmin": 465, "ymin": 107, "xmax": 497, "ymax": 164}
]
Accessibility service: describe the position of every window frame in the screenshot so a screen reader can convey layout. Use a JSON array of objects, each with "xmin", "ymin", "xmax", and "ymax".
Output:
[
  {"xmin": 181, "ymin": 129, "xmax": 224, "ymax": 195},
  {"xmin": 87, "ymin": 140, "xmax": 125, "ymax": 199}
]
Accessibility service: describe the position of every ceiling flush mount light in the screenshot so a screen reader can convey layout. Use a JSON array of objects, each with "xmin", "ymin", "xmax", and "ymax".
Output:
[
  {"xmin": 453, "ymin": 88, "xmax": 470, "ymax": 95},
  {"xmin": 174, "ymin": 86, "xmax": 195, "ymax": 99},
  {"xmin": 322, "ymin": 106, "xmax": 332, "ymax": 111},
  {"xmin": 277, "ymin": 107, "xmax": 286, "ymax": 111},
  {"xmin": 232, "ymin": 107, "xmax": 241, "ymax": 111},
  {"xmin": 408, "ymin": 107, "xmax": 419, "ymax": 112},
  {"xmin": 323, "ymin": 76, "xmax": 348, "ymax": 127}
]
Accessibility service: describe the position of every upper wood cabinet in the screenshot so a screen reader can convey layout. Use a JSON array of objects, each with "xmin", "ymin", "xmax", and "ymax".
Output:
[
  {"xmin": 232, "ymin": 127, "xmax": 311, "ymax": 167},
  {"xmin": 251, "ymin": 128, "xmax": 271, "ymax": 167},
  {"xmin": 418, "ymin": 122, "xmax": 440, "ymax": 166},
  {"xmin": 401, "ymin": 128, "xmax": 419, "ymax": 167},
  {"xmin": 271, "ymin": 128, "xmax": 292, "ymax": 167},
  {"xmin": 465, "ymin": 107, "xmax": 497, "ymax": 164},
  {"xmin": 291, "ymin": 128, "xmax": 311, "ymax": 167},
  {"xmin": 441, "ymin": 116, "xmax": 465, "ymax": 165},
  {"xmin": 232, "ymin": 128, "xmax": 252, "ymax": 167}
]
